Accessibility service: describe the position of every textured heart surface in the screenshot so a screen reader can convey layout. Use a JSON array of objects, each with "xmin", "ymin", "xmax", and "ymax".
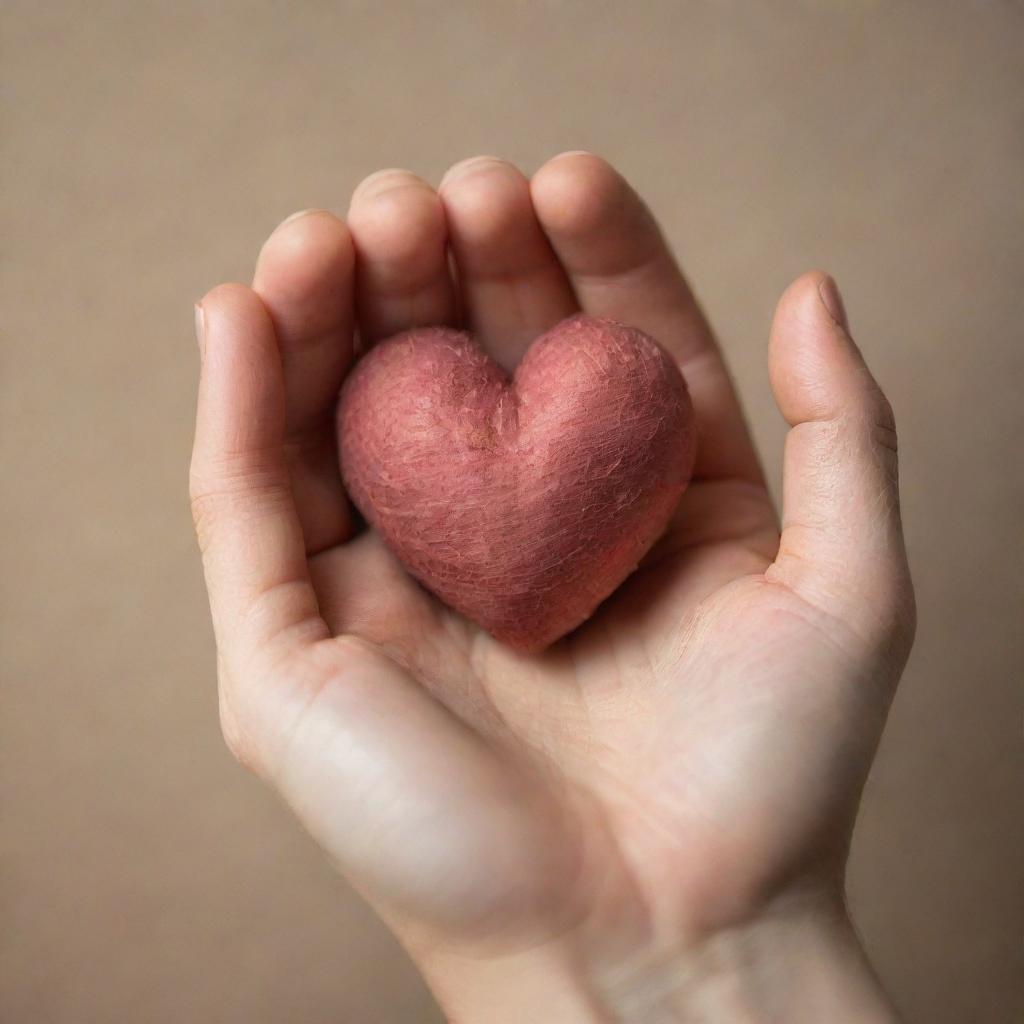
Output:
[{"xmin": 337, "ymin": 314, "xmax": 696, "ymax": 651}]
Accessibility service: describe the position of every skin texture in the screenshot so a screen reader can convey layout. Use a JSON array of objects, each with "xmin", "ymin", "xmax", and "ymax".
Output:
[
  {"xmin": 337, "ymin": 315, "xmax": 697, "ymax": 650},
  {"xmin": 190, "ymin": 153, "xmax": 915, "ymax": 1021}
]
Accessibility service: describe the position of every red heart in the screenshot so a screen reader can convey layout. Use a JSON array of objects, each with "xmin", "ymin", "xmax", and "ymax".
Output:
[{"xmin": 337, "ymin": 314, "xmax": 696, "ymax": 651}]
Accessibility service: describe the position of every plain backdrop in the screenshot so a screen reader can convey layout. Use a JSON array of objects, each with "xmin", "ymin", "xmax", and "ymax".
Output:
[{"xmin": 2, "ymin": 2, "xmax": 1022, "ymax": 1021}]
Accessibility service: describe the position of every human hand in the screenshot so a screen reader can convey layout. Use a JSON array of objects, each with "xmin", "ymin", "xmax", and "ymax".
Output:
[{"xmin": 190, "ymin": 153, "xmax": 915, "ymax": 1022}]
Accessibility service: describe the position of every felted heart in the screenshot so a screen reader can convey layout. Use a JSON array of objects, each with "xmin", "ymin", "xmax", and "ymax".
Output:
[{"xmin": 337, "ymin": 314, "xmax": 696, "ymax": 651}]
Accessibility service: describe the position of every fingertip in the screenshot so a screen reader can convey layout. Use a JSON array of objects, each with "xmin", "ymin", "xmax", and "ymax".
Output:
[
  {"xmin": 438, "ymin": 157, "xmax": 531, "ymax": 246},
  {"xmin": 438, "ymin": 157, "xmax": 536, "ymax": 264},
  {"xmin": 530, "ymin": 151, "xmax": 626, "ymax": 242},
  {"xmin": 254, "ymin": 210, "xmax": 354, "ymax": 311},
  {"xmin": 533, "ymin": 148, "xmax": 610, "ymax": 181},
  {"xmin": 191, "ymin": 281, "xmax": 284, "ymax": 475},
  {"xmin": 351, "ymin": 167, "xmax": 433, "ymax": 206},
  {"xmin": 258, "ymin": 208, "xmax": 350, "ymax": 260},
  {"xmin": 438, "ymin": 154, "xmax": 509, "ymax": 190},
  {"xmin": 194, "ymin": 282, "xmax": 278, "ymax": 378},
  {"xmin": 772, "ymin": 270, "xmax": 834, "ymax": 334},
  {"xmin": 249, "ymin": 210, "xmax": 356, "ymax": 434},
  {"xmin": 769, "ymin": 271, "xmax": 874, "ymax": 427},
  {"xmin": 198, "ymin": 279, "xmax": 255, "ymax": 307},
  {"xmin": 267, "ymin": 206, "xmax": 335, "ymax": 238},
  {"xmin": 193, "ymin": 285, "xmax": 280, "ymax": 419},
  {"xmin": 436, "ymin": 155, "xmax": 576, "ymax": 363},
  {"xmin": 198, "ymin": 281, "xmax": 270, "ymax": 341},
  {"xmin": 345, "ymin": 169, "xmax": 455, "ymax": 347},
  {"xmin": 347, "ymin": 172, "xmax": 447, "ymax": 290}
]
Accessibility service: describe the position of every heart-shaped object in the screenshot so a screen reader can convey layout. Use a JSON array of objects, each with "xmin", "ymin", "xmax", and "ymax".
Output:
[{"xmin": 337, "ymin": 314, "xmax": 696, "ymax": 651}]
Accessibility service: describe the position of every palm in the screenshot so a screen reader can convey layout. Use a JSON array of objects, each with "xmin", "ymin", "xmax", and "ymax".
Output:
[
  {"xmin": 296, "ymin": 450, "xmax": 863, "ymax": 954},
  {"xmin": 192, "ymin": 153, "xmax": 912, "ymax": 969}
]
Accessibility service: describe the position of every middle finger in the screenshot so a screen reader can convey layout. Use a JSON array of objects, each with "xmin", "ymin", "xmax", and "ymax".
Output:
[{"xmin": 439, "ymin": 156, "xmax": 577, "ymax": 371}]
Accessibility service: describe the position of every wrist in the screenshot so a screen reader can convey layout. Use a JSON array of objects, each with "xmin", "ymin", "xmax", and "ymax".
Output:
[
  {"xmin": 595, "ymin": 894, "xmax": 898, "ymax": 1024},
  {"xmin": 409, "ymin": 886, "xmax": 898, "ymax": 1024}
]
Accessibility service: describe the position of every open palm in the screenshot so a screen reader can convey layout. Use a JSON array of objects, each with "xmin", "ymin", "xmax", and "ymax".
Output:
[{"xmin": 191, "ymin": 153, "xmax": 914, "ymax": 1019}]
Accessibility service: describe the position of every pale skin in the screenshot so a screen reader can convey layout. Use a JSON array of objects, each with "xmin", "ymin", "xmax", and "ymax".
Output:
[{"xmin": 190, "ymin": 153, "xmax": 916, "ymax": 1022}]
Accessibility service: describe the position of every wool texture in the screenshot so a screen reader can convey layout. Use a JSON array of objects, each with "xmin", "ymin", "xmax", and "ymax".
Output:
[{"xmin": 337, "ymin": 313, "xmax": 697, "ymax": 651}]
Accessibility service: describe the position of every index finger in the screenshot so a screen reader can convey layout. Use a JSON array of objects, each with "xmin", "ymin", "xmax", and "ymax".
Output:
[{"xmin": 530, "ymin": 152, "xmax": 763, "ymax": 484}]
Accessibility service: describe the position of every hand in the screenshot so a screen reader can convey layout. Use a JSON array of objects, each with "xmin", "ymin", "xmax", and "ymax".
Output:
[{"xmin": 190, "ymin": 153, "xmax": 915, "ymax": 1022}]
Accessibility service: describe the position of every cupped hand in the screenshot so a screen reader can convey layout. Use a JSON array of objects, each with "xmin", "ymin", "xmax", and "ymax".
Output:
[{"xmin": 190, "ymin": 153, "xmax": 914, "ymax": 1022}]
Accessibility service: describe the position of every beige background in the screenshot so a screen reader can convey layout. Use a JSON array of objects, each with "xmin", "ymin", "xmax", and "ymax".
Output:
[{"xmin": 3, "ymin": 2, "xmax": 1022, "ymax": 1021}]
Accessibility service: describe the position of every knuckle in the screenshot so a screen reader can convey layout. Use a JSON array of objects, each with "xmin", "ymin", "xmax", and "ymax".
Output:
[
  {"xmin": 857, "ymin": 573, "xmax": 917, "ymax": 666},
  {"xmin": 188, "ymin": 451, "xmax": 292, "ymax": 546},
  {"xmin": 188, "ymin": 481, "xmax": 292, "ymax": 558},
  {"xmin": 858, "ymin": 377, "xmax": 898, "ymax": 453}
]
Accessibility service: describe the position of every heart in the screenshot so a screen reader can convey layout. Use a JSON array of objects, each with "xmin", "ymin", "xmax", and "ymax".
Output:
[{"xmin": 337, "ymin": 314, "xmax": 696, "ymax": 651}]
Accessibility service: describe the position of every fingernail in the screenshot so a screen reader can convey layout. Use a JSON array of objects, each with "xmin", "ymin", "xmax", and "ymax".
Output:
[
  {"xmin": 818, "ymin": 275, "xmax": 848, "ymax": 330},
  {"xmin": 194, "ymin": 302, "xmax": 206, "ymax": 357}
]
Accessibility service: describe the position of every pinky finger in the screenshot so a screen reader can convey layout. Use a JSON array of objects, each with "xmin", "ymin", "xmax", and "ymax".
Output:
[{"xmin": 190, "ymin": 284, "xmax": 328, "ymax": 658}]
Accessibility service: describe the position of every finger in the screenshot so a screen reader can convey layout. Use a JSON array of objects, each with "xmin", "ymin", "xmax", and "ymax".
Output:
[
  {"xmin": 530, "ymin": 151, "xmax": 762, "ymax": 484},
  {"xmin": 347, "ymin": 169, "xmax": 456, "ymax": 344},
  {"xmin": 767, "ymin": 272, "xmax": 915, "ymax": 649},
  {"xmin": 254, "ymin": 210, "xmax": 356, "ymax": 432},
  {"xmin": 439, "ymin": 156, "xmax": 577, "ymax": 371},
  {"xmin": 190, "ymin": 284, "xmax": 327, "ymax": 657},
  {"xmin": 253, "ymin": 210, "xmax": 355, "ymax": 553}
]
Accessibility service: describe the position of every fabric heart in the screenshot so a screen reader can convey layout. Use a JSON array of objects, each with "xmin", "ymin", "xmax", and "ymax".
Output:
[{"xmin": 337, "ymin": 314, "xmax": 696, "ymax": 651}]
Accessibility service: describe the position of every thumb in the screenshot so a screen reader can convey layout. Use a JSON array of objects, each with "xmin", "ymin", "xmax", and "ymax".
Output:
[{"xmin": 768, "ymin": 271, "xmax": 915, "ymax": 656}]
